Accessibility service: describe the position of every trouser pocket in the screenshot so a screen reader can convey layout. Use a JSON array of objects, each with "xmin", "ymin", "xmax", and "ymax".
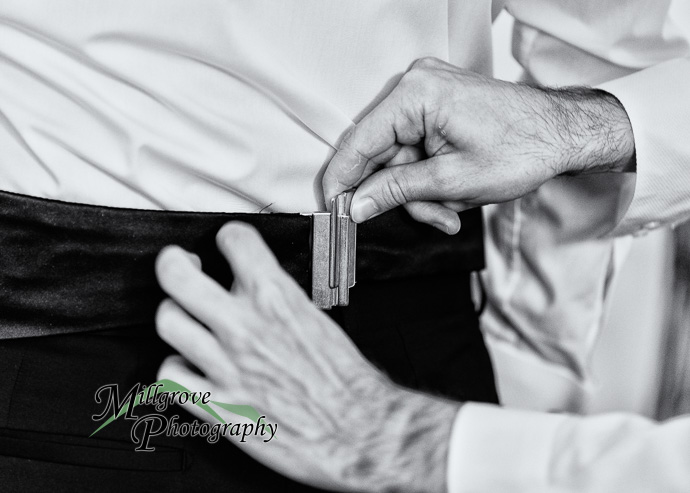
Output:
[{"xmin": 0, "ymin": 428, "xmax": 187, "ymax": 471}]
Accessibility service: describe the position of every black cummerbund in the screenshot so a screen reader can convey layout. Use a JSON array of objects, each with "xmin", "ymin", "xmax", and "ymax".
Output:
[{"xmin": 0, "ymin": 189, "xmax": 484, "ymax": 339}]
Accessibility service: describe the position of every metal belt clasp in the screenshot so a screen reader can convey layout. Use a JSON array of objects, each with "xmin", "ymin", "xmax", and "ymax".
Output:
[{"xmin": 309, "ymin": 190, "xmax": 357, "ymax": 309}]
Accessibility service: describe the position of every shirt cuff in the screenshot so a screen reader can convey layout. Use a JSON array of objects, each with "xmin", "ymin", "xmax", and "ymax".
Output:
[
  {"xmin": 447, "ymin": 403, "xmax": 568, "ymax": 493},
  {"xmin": 597, "ymin": 58, "xmax": 690, "ymax": 237}
]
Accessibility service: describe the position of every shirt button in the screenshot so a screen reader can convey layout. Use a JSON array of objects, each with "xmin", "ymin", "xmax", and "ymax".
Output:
[{"xmin": 644, "ymin": 221, "xmax": 661, "ymax": 230}]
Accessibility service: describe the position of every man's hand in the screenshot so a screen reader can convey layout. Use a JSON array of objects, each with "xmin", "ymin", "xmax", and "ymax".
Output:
[
  {"xmin": 155, "ymin": 222, "xmax": 460, "ymax": 493},
  {"xmin": 323, "ymin": 57, "xmax": 635, "ymax": 234}
]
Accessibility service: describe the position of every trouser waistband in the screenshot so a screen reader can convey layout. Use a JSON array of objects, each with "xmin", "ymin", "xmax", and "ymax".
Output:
[{"xmin": 0, "ymin": 190, "xmax": 484, "ymax": 339}]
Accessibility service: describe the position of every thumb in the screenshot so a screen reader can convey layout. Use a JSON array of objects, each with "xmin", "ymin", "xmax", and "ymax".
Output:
[
  {"xmin": 322, "ymin": 86, "xmax": 425, "ymax": 206},
  {"xmin": 349, "ymin": 159, "xmax": 441, "ymax": 223}
]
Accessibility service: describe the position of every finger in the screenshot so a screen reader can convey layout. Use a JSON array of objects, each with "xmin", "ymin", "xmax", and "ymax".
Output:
[
  {"xmin": 441, "ymin": 200, "xmax": 476, "ymax": 213},
  {"xmin": 159, "ymin": 356, "xmax": 257, "ymax": 431},
  {"xmin": 157, "ymin": 355, "xmax": 221, "ymax": 420},
  {"xmin": 183, "ymin": 251, "xmax": 202, "ymax": 269},
  {"xmin": 156, "ymin": 245, "xmax": 238, "ymax": 330},
  {"xmin": 215, "ymin": 222, "xmax": 287, "ymax": 293},
  {"xmin": 386, "ymin": 144, "xmax": 425, "ymax": 167},
  {"xmin": 158, "ymin": 355, "xmax": 212, "ymax": 392},
  {"xmin": 349, "ymin": 156, "xmax": 454, "ymax": 223},
  {"xmin": 322, "ymin": 127, "xmax": 398, "ymax": 209},
  {"xmin": 404, "ymin": 201, "xmax": 462, "ymax": 235},
  {"xmin": 156, "ymin": 299, "xmax": 231, "ymax": 382},
  {"xmin": 325, "ymin": 143, "xmax": 425, "ymax": 211},
  {"xmin": 322, "ymin": 86, "xmax": 424, "ymax": 204}
]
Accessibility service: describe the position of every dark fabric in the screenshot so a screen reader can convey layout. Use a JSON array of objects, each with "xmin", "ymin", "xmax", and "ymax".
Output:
[
  {"xmin": 0, "ymin": 189, "xmax": 484, "ymax": 339},
  {"xmin": 0, "ymin": 190, "xmax": 497, "ymax": 492}
]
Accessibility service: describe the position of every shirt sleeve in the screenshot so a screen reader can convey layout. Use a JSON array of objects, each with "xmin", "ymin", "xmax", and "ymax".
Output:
[
  {"xmin": 447, "ymin": 403, "xmax": 690, "ymax": 493},
  {"xmin": 506, "ymin": 0, "xmax": 690, "ymax": 237},
  {"xmin": 598, "ymin": 58, "xmax": 690, "ymax": 236}
]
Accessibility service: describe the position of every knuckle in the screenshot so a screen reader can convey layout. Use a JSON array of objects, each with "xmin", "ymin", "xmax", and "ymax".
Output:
[
  {"xmin": 400, "ymin": 70, "xmax": 422, "ymax": 91},
  {"xmin": 404, "ymin": 57, "xmax": 453, "ymax": 97},
  {"xmin": 249, "ymin": 273, "xmax": 304, "ymax": 324},
  {"xmin": 336, "ymin": 128, "xmax": 369, "ymax": 173},
  {"xmin": 250, "ymin": 283, "xmax": 285, "ymax": 324},
  {"xmin": 255, "ymin": 279, "xmax": 282, "ymax": 308},
  {"xmin": 400, "ymin": 60, "xmax": 439, "ymax": 101},
  {"xmin": 337, "ymin": 125, "xmax": 356, "ymax": 150},
  {"xmin": 383, "ymin": 168, "xmax": 411, "ymax": 206},
  {"xmin": 410, "ymin": 56, "xmax": 439, "ymax": 72}
]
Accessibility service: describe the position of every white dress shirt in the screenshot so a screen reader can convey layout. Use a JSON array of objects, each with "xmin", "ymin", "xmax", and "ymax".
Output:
[
  {"xmin": 1, "ymin": 1, "xmax": 690, "ymax": 491},
  {"xmin": 0, "ymin": 0, "xmax": 492, "ymax": 212}
]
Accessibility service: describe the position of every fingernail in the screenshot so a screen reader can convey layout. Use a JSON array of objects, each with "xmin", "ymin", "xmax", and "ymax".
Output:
[
  {"xmin": 351, "ymin": 197, "xmax": 379, "ymax": 223},
  {"xmin": 184, "ymin": 251, "xmax": 202, "ymax": 268},
  {"xmin": 433, "ymin": 220, "xmax": 461, "ymax": 235}
]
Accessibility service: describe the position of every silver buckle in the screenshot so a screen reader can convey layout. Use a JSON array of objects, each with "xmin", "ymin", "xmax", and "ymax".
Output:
[{"xmin": 308, "ymin": 190, "xmax": 357, "ymax": 309}]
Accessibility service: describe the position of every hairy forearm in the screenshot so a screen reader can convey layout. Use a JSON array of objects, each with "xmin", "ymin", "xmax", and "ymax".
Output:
[
  {"xmin": 342, "ymin": 379, "xmax": 461, "ymax": 493},
  {"xmin": 536, "ymin": 85, "xmax": 636, "ymax": 176}
]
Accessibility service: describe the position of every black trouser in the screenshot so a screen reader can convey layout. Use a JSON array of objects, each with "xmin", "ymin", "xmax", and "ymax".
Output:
[{"xmin": 0, "ymin": 190, "xmax": 497, "ymax": 492}]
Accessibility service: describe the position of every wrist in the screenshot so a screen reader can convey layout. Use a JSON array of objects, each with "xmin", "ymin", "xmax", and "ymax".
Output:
[
  {"xmin": 351, "ymin": 382, "xmax": 461, "ymax": 493},
  {"xmin": 540, "ymin": 86, "xmax": 636, "ymax": 175}
]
